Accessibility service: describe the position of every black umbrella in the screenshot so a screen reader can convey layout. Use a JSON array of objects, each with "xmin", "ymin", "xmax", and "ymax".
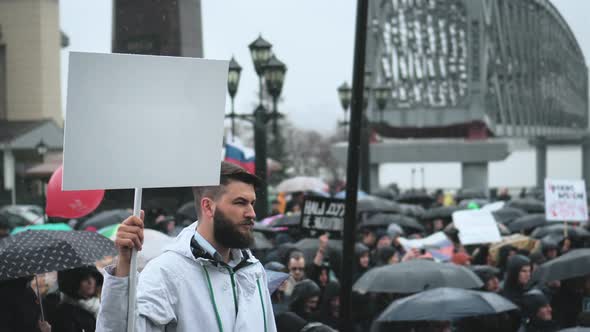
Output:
[
  {"xmin": 531, "ymin": 224, "xmax": 590, "ymax": 240},
  {"xmin": 422, "ymin": 206, "xmax": 460, "ymax": 221},
  {"xmin": 0, "ymin": 230, "xmax": 117, "ymax": 281},
  {"xmin": 397, "ymin": 203, "xmax": 425, "ymax": 219},
  {"xmin": 507, "ymin": 214, "xmax": 547, "ymax": 233},
  {"xmin": 559, "ymin": 328, "xmax": 590, "ymax": 332},
  {"xmin": 177, "ymin": 202, "xmax": 197, "ymax": 221},
  {"xmin": 395, "ymin": 190, "xmax": 434, "ymax": 207},
  {"xmin": 293, "ymin": 238, "xmax": 342, "ymax": 252},
  {"xmin": 363, "ymin": 213, "xmax": 424, "ymax": 233},
  {"xmin": 269, "ymin": 214, "xmax": 301, "ymax": 228},
  {"xmin": 353, "ymin": 259, "xmax": 483, "ymax": 294},
  {"xmin": 506, "ymin": 198, "xmax": 545, "ymax": 213},
  {"xmin": 357, "ymin": 196, "xmax": 400, "ymax": 214},
  {"xmin": 492, "ymin": 207, "xmax": 527, "ymax": 225},
  {"xmin": 78, "ymin": 209, "xmax": 131, "ymax": 230},
  {"xmin": 373, "ymin": 187, "xmax": 398, "ymax": 201},
  {"xmin": 375, "ymin": 287, "xmax": 517, "ymax": 322},
  {"xmin": 533, "ymin": 249, "xmax": 590, "ymax": 282}
]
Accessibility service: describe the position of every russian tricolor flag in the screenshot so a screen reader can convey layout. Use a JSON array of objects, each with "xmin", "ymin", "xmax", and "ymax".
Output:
[{"xmin": 224, "ymin": 135, "xmax": 256, "ymax": 174}]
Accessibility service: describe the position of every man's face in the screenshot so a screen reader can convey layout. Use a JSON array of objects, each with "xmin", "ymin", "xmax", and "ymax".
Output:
[
  {"xmin": 304, "ymin": 295, "xmax": 319, "ymax": 313},
  {"xmin": 536, "ymin": 304, "xmax": 552, "ymax": 321},
  {"xmin": 518, "ymin": 265, "xmax": 531, "ymax": 286},
  {"xmin": 546, "ymin": 248, "xmax": 558, "ymax": 259},
  {"xmin": 288, "ymin": 257, "xmax": 305, "ymax": 281},
  {"xmin": 486, "ymin": 277, "xmax": 500, "ymax": 292},
  {"xmin": 212, "ymin": 181, "xmax": 256, "ymax": 249}
]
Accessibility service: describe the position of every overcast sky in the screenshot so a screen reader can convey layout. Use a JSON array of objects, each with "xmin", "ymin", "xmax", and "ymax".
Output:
[{"xmin": 59, "ymin": 1, "xmax": 589, "ymax": 135}]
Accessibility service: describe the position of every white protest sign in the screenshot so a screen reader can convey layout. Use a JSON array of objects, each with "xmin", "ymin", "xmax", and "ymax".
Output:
[
  {"xmin": 453, "ymin": 210, "xmax": 502, "ymax": 245},
  {"xmin": 545, "ymin": 179, "xmax": 588, "ymax": 222},
  {"xmin": 63, "ymin": 52, "xmax": 228, "ymax": 190},
  {"xmin": 481, "ymin": 201, "xmax": 505, "ymax": 212},
  {"xmin": 398, "ymin": 232, "xmax": 450, "ymax": 251}
]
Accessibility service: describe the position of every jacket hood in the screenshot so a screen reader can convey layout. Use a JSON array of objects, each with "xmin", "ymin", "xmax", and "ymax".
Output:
[
  {"xmin": 290, "ymin": 279, "xmax": 321, "ymax": 312},
  {"xmin": 504, "ymin": 254, "xmax": 531, "ymax": 291}
]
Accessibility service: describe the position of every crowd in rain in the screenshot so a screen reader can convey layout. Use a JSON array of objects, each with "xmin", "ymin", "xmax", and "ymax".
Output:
[{"xmin": 2, "ymin": 182, "xmax": 590, "ymax": 332}]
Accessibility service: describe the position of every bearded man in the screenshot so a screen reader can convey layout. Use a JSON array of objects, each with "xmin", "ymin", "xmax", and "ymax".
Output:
[{"xmin": 96, "ymin": 162, "xmax": 276, "ymax": 332}]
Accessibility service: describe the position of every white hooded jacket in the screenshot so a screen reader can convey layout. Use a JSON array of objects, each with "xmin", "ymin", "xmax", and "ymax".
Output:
[{"xmin": 96, "ymin": 221, "xmax": 277, "ymax": 332}]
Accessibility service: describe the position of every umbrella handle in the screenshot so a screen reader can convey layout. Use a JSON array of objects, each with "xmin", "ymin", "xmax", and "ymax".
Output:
[
  {"xmin": 127, "ymin": 188, "xmax": 142, "ymax": 332},
  {"xmin": 35, "ymin": 275, "xmax": 45, "ymax": 322}
]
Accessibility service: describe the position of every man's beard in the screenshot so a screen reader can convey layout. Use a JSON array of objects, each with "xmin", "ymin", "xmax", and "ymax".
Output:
[{"xmin": 213, "ymin": 208, "xmax": 254, "ymax": 249}]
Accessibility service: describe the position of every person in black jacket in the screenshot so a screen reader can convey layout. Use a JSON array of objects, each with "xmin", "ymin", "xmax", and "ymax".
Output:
[
  {"xmin": 50, "ymin": 266, "xmax": 102, "ymax": 332},
  {"xmin": 289, "ymin": 279, "xmax": 321, "ymax": 322},
  {"xmin": 0, "ymin": 276, "xmax": 51, "ymax": 332},
  {"xmin": 519, "ymin": 289, "xmax": 560, "ymax": 332},
  {"xmin": 501, "ymin": 255, "xmax": 532, "ymax": 308}
]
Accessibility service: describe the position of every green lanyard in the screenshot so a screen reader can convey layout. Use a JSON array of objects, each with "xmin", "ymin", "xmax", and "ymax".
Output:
[{"xmin": 201, "ymin": 264, "xmax": 268, "ymax": 332}]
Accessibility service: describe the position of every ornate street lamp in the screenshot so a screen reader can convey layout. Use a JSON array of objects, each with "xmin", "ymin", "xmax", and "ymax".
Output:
[
  {"xmin": 263, "ymin": 54, "xmax": 287, "ymax": 137},
  {"xmin": 36, "ymin": 140, "xmax": 48, "ymax": 157},
  {"xmin": 226, "ymin": 56, "xmax": 242, "ymax": 137},
  {"xmin": 337, "ymin": 82, "xmax": 352, "ymax": 129},
  {"xmin": 373, "ymin": 84, "xmax": 390, "ymax": 122},
  {"xmin": 248, "ymin": 35, "xmax": 273, "ymax": 102}
]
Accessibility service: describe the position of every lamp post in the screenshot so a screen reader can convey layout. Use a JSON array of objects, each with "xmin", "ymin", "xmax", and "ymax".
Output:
[
  {"xmin": 249, "ymin": 35, "xmax": 273, "ymax": 219},
  {"xmin": 337, "ymin": 82, "xmax": 352, "ymax": 131},
  {"xmin": 373, "ymin": 84, "xmax": 389, "ymax": 123},
  {"xmin": 35, "ymin": 140, "xmax": 48, "ymax": 218},
  {"xmin": 36, "ymin": 140, "xmax": 48, "ymax": 158},
  {"xmin": 263, "ymin": 54, "xmax": 287, "ymax": 138},
  {"xmin": 226, "ymin": 56, "xmax": 242, "ymax": 138}
]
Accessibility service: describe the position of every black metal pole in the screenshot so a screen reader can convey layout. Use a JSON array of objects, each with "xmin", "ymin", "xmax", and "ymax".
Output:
[
  {"xmin": 254, "ymin": 105, "xmax": 268, "ymax": 219},
  {"xmin": 272, "ymin": 96, "xmax": 278, "ymax": 138},
  {"xmin": 231, "ymin": 97, "xmax": 236, "ymax": 138},
  {"xmin": 340, "ymin": 1, "xmax": 369, "ymax": 331},
  {"xmin": 360, "ymin": 114, "xmax": 371, "ymax": 193}
]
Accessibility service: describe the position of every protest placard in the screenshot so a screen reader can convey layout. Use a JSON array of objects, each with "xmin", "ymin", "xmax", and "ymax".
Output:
[
  {"xmin": 452, "ymin": 210, "xmax": 502, "ymax": 245},
  {"xmin": 545, "ymin": 179, "xmax": 588, "ymax": 222},
  {"xmin": 300, "ymin": 196, "xmax": 346, "ymax": 236},
  {"xmin": 63, "ymin": 52, "xmax": 228, "ymax": 190}
]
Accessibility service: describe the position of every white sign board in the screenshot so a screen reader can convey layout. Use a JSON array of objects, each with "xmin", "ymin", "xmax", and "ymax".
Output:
[
  {"xmin": 481, "ymin": 201, "xmax": 505, "ymax": 212},
  {"xmin": 545, "ymin": 179, "xmax": 588, "ymax": 222},
  {"xmin": 453, "ymin": 210, "xmax": 502, "ymax": 245},
  {"xmin": 398, "ymin": 232, "xmax": 450, "ymax": 251},
  {"xmin": 63, "ymin": 52, "xmax": 228, "ymax": 190}
]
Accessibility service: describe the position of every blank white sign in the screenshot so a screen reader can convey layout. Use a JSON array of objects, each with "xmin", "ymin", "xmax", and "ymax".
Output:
[
  {"xmin": 63, "ymin": 52, "xmax": 228, "ymax": 190},
  {"xmin": 453, "ymin": 210, "xmax": 502, "ymax": 245}
]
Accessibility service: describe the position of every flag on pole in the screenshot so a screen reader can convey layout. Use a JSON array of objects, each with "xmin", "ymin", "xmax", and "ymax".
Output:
[{"xmin": 224, "ymin": 135, "xmax": 255, "ymax": 174}]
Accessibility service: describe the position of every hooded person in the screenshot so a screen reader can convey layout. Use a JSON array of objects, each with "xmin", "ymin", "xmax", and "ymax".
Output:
[
  {"xmin": 501, "ymin": 254, "xmax": 532, "ymax": 308},
  {"xmin": 540, "ymin": 240, "xmax": 559, "ymax": 261},
  {"xmin": 265, "ymin": 261, "xmax": 289, "ymax": 315},
  {"xmin": 520, "ymin": 289, "xmax": 559, "ymax": 332},
  {"xmin": 353, "ymin": 243, "xmax": 371, "ymax": 282},
  {"xmin": 51, "ymin": 266, "xmax": 103, "ymax": 332},
  {"xmin": 289, "ymin": 279, "xmax": 321, "ymax": 321},
  {"xmin": 472, "ymin": 266, "xmax": 501, "ymax": 293},
  {"xmin": 318, "ymin": 281, "xmax": 340, "ymax": 330},
  {"xmin": 498, "ymin": 245, "xmax": 519, "ymax": 278},
  {"xmin": 0, "ymin": 276, "xmax": 51, "ymax": 332}
]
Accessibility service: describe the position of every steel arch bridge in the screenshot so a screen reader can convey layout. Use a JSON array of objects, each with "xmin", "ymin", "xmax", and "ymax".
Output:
[{"xmin": 365, "ymin": 0, "xmax": 588, "ymax": 138}]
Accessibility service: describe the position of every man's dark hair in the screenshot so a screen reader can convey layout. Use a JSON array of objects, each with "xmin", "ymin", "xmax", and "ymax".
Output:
[{"xmin": 192, "ymin": 161, "xmax": 262, "ymax": 218}]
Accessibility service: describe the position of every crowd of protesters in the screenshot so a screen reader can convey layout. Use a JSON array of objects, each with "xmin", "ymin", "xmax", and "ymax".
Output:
[{"xmin": 1, "ymin": 184, "xmax": 590, "ymax": 332}]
